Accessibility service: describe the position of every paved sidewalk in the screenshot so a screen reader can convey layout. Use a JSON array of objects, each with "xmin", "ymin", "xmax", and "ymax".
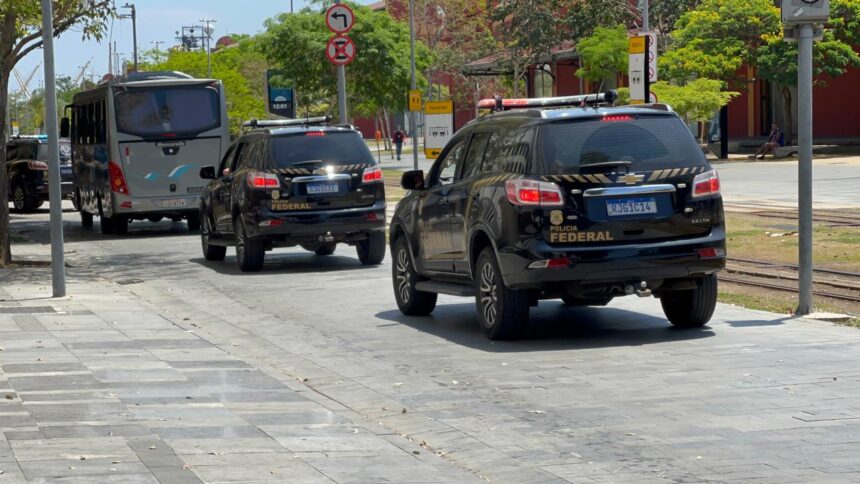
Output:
[{"xmin": 0, "ymin": 269, "xmax": 479, "ymax": 483}]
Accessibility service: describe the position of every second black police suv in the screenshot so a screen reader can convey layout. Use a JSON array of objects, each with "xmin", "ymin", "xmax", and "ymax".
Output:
[
  {"xmin": 390, "ymin": 92, "xmax": 726, "ymax": 340},
  {"xmin": 198, "ymin": 117, "xmax": 386, "ymax": 272}
]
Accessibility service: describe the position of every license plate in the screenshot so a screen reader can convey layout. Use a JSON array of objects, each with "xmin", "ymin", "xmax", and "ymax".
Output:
[
  {"xmin": 606, "ymin": 197, "xmax": 657, "ymax": 216},
  {"xmin": 306, "ymin": 182, "xmax": 339, "ymax": 195},
  {"xmin": 161, "ymin": 198, "xmax": 187, "ymax": 208}
]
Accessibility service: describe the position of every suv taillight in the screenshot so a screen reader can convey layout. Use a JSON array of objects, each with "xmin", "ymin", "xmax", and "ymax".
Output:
[
  {"xmin": 108, "ymin": 161, "xmax": 130, "ymax": 195},
  {"xmin": 362, "ymin": 166, "xmax": 383, "ymax": 184},
  {"xmin": 692, "ymin": 169, "xmax": 720, "ymax": 199},
  {"xmin": 247, "ymin": 172, "xmax": 280, "ymax": 188},
  {"xmin": 505, "ymin": 178, "xmax": 564, "ymax": 207},
  {"xmin": 27, "ymin": 160, "xmax": 48, "ymax": 171}
]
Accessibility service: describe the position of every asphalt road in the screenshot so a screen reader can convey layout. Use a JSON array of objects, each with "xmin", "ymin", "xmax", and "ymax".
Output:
[{"xmin": 7, "ymin": 205, "xmax": 860, "ymax": 482}]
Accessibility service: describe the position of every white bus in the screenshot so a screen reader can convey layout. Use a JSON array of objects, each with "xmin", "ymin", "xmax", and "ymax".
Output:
[{"xmin": 62, "ymin": 71, "xmax": 230, "ymax": 235}]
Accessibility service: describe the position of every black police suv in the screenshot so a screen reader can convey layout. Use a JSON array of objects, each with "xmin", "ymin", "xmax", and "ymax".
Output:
[
  {"xmin": 389, "ymin": 92, "xmax": 726, "ymax": 340},
  {"xmin": 6, "ymin": 136, "xmax": 74, "ymax": 212},
  {"xmin": 198, "ymin": 117, "xmax": 386, "ymax": 272}
]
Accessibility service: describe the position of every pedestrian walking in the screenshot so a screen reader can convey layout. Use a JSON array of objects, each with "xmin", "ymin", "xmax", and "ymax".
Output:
[
  {"xmin": 393, "ymin": 126, "xmax": 406, "ymax": 161},
  {"xmin": 751, "ymin": 122, "xmax": 784, "ymax": 160}
]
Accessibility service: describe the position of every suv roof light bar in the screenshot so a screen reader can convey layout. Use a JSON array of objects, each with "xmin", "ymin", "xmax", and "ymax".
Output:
[
  {"xmin": 243, "ymin": 115, "xmax": 333, "ymax": 130},
  {"xmin": 477, "ymin": 90, "xmax": 618, "ymax": 112}
]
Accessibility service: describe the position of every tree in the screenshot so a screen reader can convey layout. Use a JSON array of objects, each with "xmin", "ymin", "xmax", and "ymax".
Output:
[
  {"xmin": 650, "ymin": 79, "xmax": 739, "ymax": 140},
  {"xmin": 660, "ymin": 0, "xmax": 860, "ymax": 144},
  {"xmin": 576, "ymin": 25, "xmax": 629, "ymax": 84},
  {"xmin": 257, "ymin": 3, "xmax": 431, "ymax": 120},
  {"xmin": 142, "ymin": 40, "xmax": 269, "ymax": 134},
  {"xmin": 0, "ymin": 0, "xmax": 113, "ymax": 266},
  {"xmin": 490, "ymin": 0, "xmax": 561, "ymax": 97}
]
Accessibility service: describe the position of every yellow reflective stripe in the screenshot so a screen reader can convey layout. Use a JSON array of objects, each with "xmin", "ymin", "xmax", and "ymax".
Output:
[{"xmin": 595, "ymin": 174, "xmax": 612, "ymax": 184}]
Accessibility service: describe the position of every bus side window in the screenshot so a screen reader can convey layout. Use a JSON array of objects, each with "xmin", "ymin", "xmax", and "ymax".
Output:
[{"xmin": 98, "ymin": 101, "xmax": 106, "ymax": 143}]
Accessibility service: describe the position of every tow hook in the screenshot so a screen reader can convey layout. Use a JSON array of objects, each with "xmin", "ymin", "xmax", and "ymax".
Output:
[
  {"xmin": 635, "ymin": 281, "xmax": 652, "ymax": 298},
  {"xmin": 319, "ymin": 232, "xmax": 334, "ymax": 243}
]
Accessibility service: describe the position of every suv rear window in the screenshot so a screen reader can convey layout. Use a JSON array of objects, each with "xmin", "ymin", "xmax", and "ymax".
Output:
[
  {"xmin": 537, "ymin": 115, "xmax": 706, "ymax": 174},
  {"xmin": 269, "ymin": 132, "xmax": 375, "ymax": 168}
]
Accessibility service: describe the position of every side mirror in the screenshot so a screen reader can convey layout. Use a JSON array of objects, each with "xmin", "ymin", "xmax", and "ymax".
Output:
[
  {"xmin": 60, "ymin": 118, "xmax": 70, "ymax": 138},
  {"xmin": 401, "ymin": 170, "xmax": 425, "ymax": 190},
  {"xmin": 199, "ymin": 166, "xmax": 216, "ymax": 179}
]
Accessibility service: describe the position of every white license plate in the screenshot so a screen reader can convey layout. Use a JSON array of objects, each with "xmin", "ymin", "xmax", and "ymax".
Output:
[
  {"xmin": 161, "ymin": 198, "xmax": 187, "ymax": 208},
  {"xmin": 606, "ymin": 197, "xmax": 657, "ymax": 216},
  {"xmin": 307, "ymin": 182, "xmax": 339, "ymax": 195}
]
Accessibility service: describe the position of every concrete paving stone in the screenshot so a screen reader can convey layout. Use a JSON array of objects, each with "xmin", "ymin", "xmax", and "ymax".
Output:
[
  {"xmin": 121, "ymin": 329, "xmax": 203, "ymax": 341},
  {"xmin": 183, "ymin": 370, "xmax": 286, "ymax": 390},
  {"xmin": 0, "ymin": 465, "xmax": 27, "ymax": 482},
  {"xmin": 146, "ymin": 347, "xmax": 236, "ymax": 362},
  {"xmin": 265, "ymin": 426, "xmax": 407, "ymax": 455},
  {"xmin": 92, "ymin": 368, "xmax": 189, "ymax": 383},
  {"xmin": 301, "ymin": 454, "xmax": 481, "ymax": 483},
  {"xmin": 11, "ymin": 315, "xmax": 46, "ymax": 331},
  {"xmin": 16, "ymin": 390, "xmax": 115, "ymax": 402},
  {"xmin": 147, "ymin": 465, "xmax": 204, "ymax": 484},
  {"xmin": 168, "ymin": 360, "xmax": 253, "ymax": 370},
  {"xmin": 165, "ymin": 437, "xmax": 287, "ymax": 456},
  {"xmin": 2, "ymin": 362, "xmax": 88, "ymax": 374},
  {"xmin": 18, "ymin": 458, "xmax": 150, "ymax": 480},
  {"xmin": 153, "ymin": 425, "xmax": 271, "ymax": 440},
  {"xmin": 25, "ymin": 401, "xmax": 129, "ymax": 423},
  {"xmin": 187, "ymin": 459, "xmax": 333, "ymax": 483},
  {"xmin": 39, "ymin": 424, "xmax": 153, "ymax": 440},
  {"xmin": 66, "ymin": 339, "xmax": 212, "ymax": 350},
  {"xmin": 239, "ymin": 410, "xmax": 349, "ymax": 426},
  {"xmin": 9, "ymin": 437, "xmax": 137, "ymax": 462},
  {"xmin": 7, "ymin": 374, "xmax": 104, "ymax": 396},
  {"xmin": 29, "ymin": 473, "xmax": 161, "ymax": 483},
  {"xmin": 211, "ymin": 390, "xmax": 309, "ymax": 405}
]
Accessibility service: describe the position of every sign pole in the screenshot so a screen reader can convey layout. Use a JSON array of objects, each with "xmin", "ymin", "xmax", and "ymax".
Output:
[
  {"xmin": 40, "ymin": 0, "xmax": 66, "ymax": 297},
  {"xmin": 796, "ymin": 23, "xmax": 814, "ymax": 315},
  {"xmin": 408, "ymin": 0, "xmax": 419, "ymax": 171},
  {"xmin": 332, "ymin": 1, "xmax": 349, "ymax": 123}
]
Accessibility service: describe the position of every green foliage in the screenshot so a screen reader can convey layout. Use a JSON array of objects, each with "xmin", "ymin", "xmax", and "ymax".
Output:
[
  {"xmin": 659, "ymin": 0, "xmax": 781, "ymax": 84},
  {"xmin": 257, "ymin": 3, "xmax": 432, "ymax": 120},
  {"xmin": 490, "ymin": 0, "xmax": 561, "ymax": 96},
  {"xmin": 650, "ymin": 79, "xmax": 738, "ymax": 123},
  {"xmin": 142, "ymin": 40, "xmax": 269, "ymax": 134},
  {"xmin": 565, "ymin": 0, "xmax": 635, "ymax": 41},
  {"xmin": 576, "ymin": 25, "xmax": 629, "ymax": 82}
]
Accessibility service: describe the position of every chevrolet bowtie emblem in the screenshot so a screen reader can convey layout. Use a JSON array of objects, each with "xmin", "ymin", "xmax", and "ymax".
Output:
[
  {"xmin": 618, "ymin": 173, "xmax": 644, "ymax": 185},
  {"xmin": 313, "ymin": 166, "xmax": 334, "ymax": 175}
]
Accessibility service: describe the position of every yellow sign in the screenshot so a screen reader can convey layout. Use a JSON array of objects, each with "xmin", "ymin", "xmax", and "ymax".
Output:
[
  {"xmin": 628, "ymin": 36, "xmax": 646, "ymax": 54},
  {"xmin": 425, "ymin": 148, "xmax": 443, "ymax": 158},
  {"xmin": 424, "ymin": 100, "xmax": 453, "ymax": 115},
  {"xmin": 408, "ymin": 89, "xmax": 422, "ymax": 112}
]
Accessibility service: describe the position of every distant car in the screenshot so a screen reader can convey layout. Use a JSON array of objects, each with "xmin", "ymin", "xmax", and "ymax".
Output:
[
  {"xmin": 5, "ymin": 136, "xmax": 74, "ymax": 212},
  {"xmin": 197, "ymin": 117, "xmax": 386, "ymax": 272},
  {"xmin": 389, "ymin": 92, "xmax": 726, "ymax": 340}
]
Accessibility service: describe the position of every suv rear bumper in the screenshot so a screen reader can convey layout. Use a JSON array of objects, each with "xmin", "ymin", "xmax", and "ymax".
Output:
[
  {"xmin": 499, "ymin": 226, "xmax": 726, "ymax": 288},
  {"xmin": 246, "ymin": 200, "xmax": 386, "ymax": 240}
]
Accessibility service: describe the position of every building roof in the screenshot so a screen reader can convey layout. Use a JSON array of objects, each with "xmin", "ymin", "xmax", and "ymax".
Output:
[
  {"xmin": 368, "ymin": 1, "xmax": 386, "ymax": 11},
  {"xmin": 463, "ymin": 41, "xmax": 578, "ymax": 76}
]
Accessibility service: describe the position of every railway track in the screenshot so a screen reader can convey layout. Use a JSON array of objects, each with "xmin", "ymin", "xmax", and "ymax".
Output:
[
  {"xmin": 721, "ymin": 257, "xmax": 860, "ymax": 304},
  {"xmin": 724, "ymin": 203, "xmax": 860, "ymax": 227}
]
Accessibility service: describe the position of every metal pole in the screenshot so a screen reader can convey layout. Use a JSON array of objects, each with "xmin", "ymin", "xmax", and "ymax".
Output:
[
  {"xmin": 409, "ymin": 0, "xmax": 418, "ymax": 171},
  {"xmin": 131, "ymin": 5, "xmax": 138, "ymax": 71},
  {"xmin": 642, "ymin": 0, "xmax": 649, "ymax": 32},
  {"xmin": 334, "ymin": 0, "xmax": 348, "ymax": 123},
  {"xmin": 40, "ymin": 0, "xmax": 66, "ymax": 297},
  {"xmin": 796, "ymin": 23, "xmax": 814, "ymax": 315}
]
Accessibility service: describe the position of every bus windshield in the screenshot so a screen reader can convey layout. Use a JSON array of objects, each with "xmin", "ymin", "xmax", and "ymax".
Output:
[{"xmin": 114, "ymin": 85, "xmax": 220, "ymax": 138}]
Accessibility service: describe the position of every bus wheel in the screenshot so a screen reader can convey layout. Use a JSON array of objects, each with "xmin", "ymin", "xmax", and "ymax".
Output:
[
  {"xmin": 100, "ymin": 214, "xmax": 114, "ymax": 235},
  {"xmin": 112, "ymin": 216, "xmax": 129, "ymax": 236},
  {"xmin": 186, "ymin": 212, "xmax": 201, "ymax": 232}
]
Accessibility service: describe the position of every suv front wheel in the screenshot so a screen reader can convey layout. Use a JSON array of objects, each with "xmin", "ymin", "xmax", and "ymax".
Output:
[
  {"xmin": 660, "ymin": 274, "xmax": 718, "ymax": 328},
  {"xmin": 392, "ymin": 237, "xmax": 437, "ymax": 315},
  {"xmin": 475, "ymin": 247, "xmax": 529, "ymax": 340}
]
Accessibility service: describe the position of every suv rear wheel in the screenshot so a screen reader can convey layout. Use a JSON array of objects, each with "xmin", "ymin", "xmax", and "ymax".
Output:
[
  {"xmin": 201, "ymin": 213, "xmax": 226, "ymax": 261},
  {"xmin": 392, "ymin": 237, "xmax": 437, "ymax": 315},
  {"xmin": 235, "ymin": 216, "xmax": 265, "ymax": 272},
  {"xmin": 356, "ymin": 231, "xmax": 385, "ymax": 265},
  {"xmin": 660, "ymin": 274, "xmax": 718, "ymax": 328},
  {"xmin": 475, "ymin": 247, "xmax": 528, "ymax": 340},
  {"xmin": 11, "ymin": 178, "xmax": 39, "ymax": 212}
]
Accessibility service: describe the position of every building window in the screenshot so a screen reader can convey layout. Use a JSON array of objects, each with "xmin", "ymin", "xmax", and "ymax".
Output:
[{"xmin": 534, "ymin": 65, "xmax": 553, "ymax": 98}]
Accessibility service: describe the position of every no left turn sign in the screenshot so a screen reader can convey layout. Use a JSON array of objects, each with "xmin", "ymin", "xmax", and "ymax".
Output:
[
  {"xmin": 326, "ymin": 35, "xmax": 356, "ymax": 66},
  {"xmin": 326, "ymin": 4, "xmax": 355, "ymax": 33}
]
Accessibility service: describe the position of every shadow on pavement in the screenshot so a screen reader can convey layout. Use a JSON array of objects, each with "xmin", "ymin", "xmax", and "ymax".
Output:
[
  {"xmin": 725, "ymin": 317, "xmax": 791, "ymax": 327},
  {"xmin": 375, "ymin": 301, "xmax": 716, "ymax": 352},
  {"xmin": 190, "ymin": 251, "xmax": 385, "ymax": 277}
]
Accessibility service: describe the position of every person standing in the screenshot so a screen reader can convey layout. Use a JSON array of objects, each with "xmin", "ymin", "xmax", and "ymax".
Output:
[{"xmin": 392, "ymin": 126, "xmax": 406, "ymax": 161}]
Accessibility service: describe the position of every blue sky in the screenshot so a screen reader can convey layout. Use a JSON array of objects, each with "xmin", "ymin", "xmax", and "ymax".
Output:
[{"xmin": 12, "ymin": 0, "xmax": 375, "ymax": 93}]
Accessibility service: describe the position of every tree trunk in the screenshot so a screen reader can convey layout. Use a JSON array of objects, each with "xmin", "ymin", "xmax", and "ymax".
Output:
[
  {"xmin": 781, "ymin": 87, "xmax": 793, "ymax": 146},
  {"xmin": 513, "ymin": 63, "xmax": 521, "ymax": 98},
  {"xmin": 0, "ymin": 64, "xmax": 11, "ymax": 266},
  {"xmin": 382, "ymin": 104, "xmax": 393, "ymax": 157}
]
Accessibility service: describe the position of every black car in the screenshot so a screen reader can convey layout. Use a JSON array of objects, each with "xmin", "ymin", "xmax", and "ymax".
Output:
[
  {"xmin": 5, "ymin": 136, "xmax": 74, "ymax": 212},
  {"xmin": 389, "ymin": 92, "xmax": 726, "ymax": 340},
  {"xmin": 198, "ymin": 117, "xmax": 387, "ymax": 272}
]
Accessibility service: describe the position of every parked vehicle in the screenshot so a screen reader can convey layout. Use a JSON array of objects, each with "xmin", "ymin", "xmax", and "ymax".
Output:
[
  {"xmin": 390, "ymin": 92, "xmax": 726, "ymax": 339},
  {"xmin": 61, "ymin": 71, "xmax": 230, "ymax": 235},
  {"xmin": 5, "ymin": 135, "xmax": 74, "ymax": 212},
  {"xmin": 198, "ymin": 117, "xmax": 386, "ymax": 272}
]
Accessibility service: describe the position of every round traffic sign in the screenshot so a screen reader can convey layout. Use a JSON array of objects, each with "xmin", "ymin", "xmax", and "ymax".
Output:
[
  {"xmin": 326, "ymin": 35, "xmax": 356, "ymax": 66},
  {"xmin": 325, "ymin": 4, "xmax": 355, "ymax": 34}
]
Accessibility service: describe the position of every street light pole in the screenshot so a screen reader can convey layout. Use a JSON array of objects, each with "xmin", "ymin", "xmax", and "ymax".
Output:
[
  {"xmin": 40, "ymin": 0, "xmax": 66, "ymax": 297},
  {"xmin": 796, "ymin": 23, "xmax": 814, "ymax": 315},
  {"xmin": 408, "ymin": 0, "xmax": 419, "ymax": 171},
  {"xmin": 334, "ymin": 0, "xmax": 348, "ymax": 123},
  {"xmin": 200, "ymin": 18, "xmax": 217, "ymax": 78}
]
